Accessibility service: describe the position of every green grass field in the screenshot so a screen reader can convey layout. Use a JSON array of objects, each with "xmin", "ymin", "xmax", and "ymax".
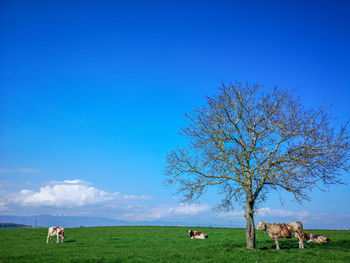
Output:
[{"xmin": 0, "ymin": 226, "xmax": 349, "ymax": 263}]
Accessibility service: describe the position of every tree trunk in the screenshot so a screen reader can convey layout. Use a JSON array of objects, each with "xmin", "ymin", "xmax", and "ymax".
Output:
[{"xmin": 244, "ymin": 200, "xmax": 256, "ymax": 249}]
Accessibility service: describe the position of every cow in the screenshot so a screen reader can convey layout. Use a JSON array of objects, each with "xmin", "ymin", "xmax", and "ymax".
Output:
[
  {"xmin": 256, "ymin": 221, "xmax": 304, "ymax": 250},
  {"xmin": 188, "ymin": 230, "xmax": 208, "ymax": 239},
  {"xmin": 304, "ymin": 232, "xmax": 330, "ymax": 243},
  {"xmin": 47, "ymin": 226, "xmax": 64, "ymax": 243}
]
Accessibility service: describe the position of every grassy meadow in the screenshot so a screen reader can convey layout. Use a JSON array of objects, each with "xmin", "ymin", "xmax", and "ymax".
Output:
[{"xmin": 0, "ymin": 226, "xmax": 349, "ymax": 263}]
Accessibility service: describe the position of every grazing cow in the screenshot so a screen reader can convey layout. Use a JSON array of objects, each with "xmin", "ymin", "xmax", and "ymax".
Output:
[
  {"xmin": 47, "ymin": 226, "xmax": 64, "ymax": 243},
  {"xmin": 256, "ymin": 221, "xmax": 304, "ymax": 250},
  {"xmin": 188, "ymin": 230, "xmax": 208, "ymax": 239},
  {"xmin": 304, "ymin": 233, "xmax": 330, "ymax": 243}
]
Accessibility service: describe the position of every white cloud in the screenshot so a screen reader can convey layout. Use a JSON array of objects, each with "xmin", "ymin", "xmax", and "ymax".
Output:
[
  {"xmin": 166, "ymin": 203, "xmax": 211, "ymax": 215},
  {"xmin": 46, "ymin": 179, "xmax": 91, "ymax": 186},
  {"xmin": 153, "ymin": 203, "xmax": 211, "ymax": 219},
  {"xmin": 63, "ymin": 179, "xmax": 89, "ymax": 185},
  {"xmin": 0, "ymin": 201, "xmax": 7, "ymax": 211},
  {"xmin": 122, "ymin": 194, "xmax": 152, "ymax": 200},
  {"xmin": 114, "ymin": 203, "xmax": 213, "ymax": 222},
  {"xmin": 219, "ymin": 210, "xmax": 245, "ymax": 218},
  {"xmin": 256, "ymin": 207, "xmax": 311, "ymax": 220},
  {"xmin": 10, "ymin": 179, "xmax": 150, "ymax": 208},
  {"xmin": 16, "ymin": 185, "xmax": 113, "ymax": 208}
]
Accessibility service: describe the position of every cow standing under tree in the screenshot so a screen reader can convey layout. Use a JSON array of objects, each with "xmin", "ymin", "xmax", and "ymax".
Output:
[{"xmin": 256, "ymin": 221, "xmax": 304, "ymax": 250}]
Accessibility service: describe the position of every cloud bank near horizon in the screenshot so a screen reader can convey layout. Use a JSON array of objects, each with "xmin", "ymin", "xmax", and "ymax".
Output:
[{"xmin": 1, "ymin": 179, "xmax": 349, "ymax": 229}]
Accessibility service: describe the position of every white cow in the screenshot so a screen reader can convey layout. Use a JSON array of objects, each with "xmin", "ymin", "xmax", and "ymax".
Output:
[{"xmin": 47, "ymin": 226, "xmax": 64, "ymax": 243}]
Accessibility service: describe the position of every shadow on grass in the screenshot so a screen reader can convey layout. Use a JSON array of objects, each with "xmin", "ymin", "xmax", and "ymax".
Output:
[
  {"xmin": 256, "ymin": 240, "xmax": 302, "ymax": 250},
  {"xmin": 219, "ymin": 237, "xmax": 350, "ymax": 252},
  {"xmin": 223, "ymin": 240, "xmax": 297, "ymax": 251},
  {"xmin": 307, "ymin": 239, "xmax": 350, "ymax": 250},
  {"xmin": 258, "ymin": 239, "xmax": 350, "ymax": 250},
  {"xmin": 258, "ymin": 246, "xmax": 295, "ymax": 250},
  {"xmin": 332, "ymin": 240, "xmax": 350, "ymax": 248}
]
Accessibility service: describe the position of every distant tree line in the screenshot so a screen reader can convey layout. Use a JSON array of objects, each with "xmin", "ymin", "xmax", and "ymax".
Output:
[{"xmin": 0, "ymin": 223, "xmax": 31, "ymax": 228}]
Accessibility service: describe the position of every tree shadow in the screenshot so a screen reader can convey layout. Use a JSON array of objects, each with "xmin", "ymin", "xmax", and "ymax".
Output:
[
  {"xmin": 258, "ymin": 239, "xmax": 350, "ymax": 250},
  {"xmin": 306, "ymin": 239, "xmax": 350, "ymax": 250},
  {"xmin": 332, "ymin": 240, "xmax": 350, "ymax": 248}
]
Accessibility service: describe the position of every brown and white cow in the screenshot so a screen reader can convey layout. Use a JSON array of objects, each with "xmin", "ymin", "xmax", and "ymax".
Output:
[
  {"xmin": 188, "ymin": 230, "xmax": 208, "ymax": 239},
  {"xmin": 304, "ymin": 232, "xmax": 330, "ymax": 243},
  {"xmin": 256, "ymin": 221, "xmax": 304, "ymax": 250},
  {"xmin": 47, "ymin": 226, "xmax": 64, "ymax": 243}
]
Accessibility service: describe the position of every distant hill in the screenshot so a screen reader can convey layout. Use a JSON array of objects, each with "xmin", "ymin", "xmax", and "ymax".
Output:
[
  {"xmin": 0, "ymin": 222, "xmax": 31, "ymax": 228},
  {"xmin": 0, "ymin": 215, "xmax": 131, "ymax": 228},
  {"xmin": 0, "ymin": 215, "xmax": 214, "ymax": 228}
]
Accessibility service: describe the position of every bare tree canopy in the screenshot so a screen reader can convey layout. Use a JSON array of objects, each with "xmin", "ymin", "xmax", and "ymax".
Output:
[{"xmin": 165, "ymin": 82, "xmax": 350, "ymax": 249}]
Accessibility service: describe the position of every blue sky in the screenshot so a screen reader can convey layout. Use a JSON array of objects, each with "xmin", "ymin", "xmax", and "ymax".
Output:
[{"xmin": 1, "ymin": 0, "xmax": 349, "ymax": 229}]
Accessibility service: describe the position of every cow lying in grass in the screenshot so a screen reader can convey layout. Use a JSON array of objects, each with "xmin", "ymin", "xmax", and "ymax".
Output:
[
  {"xmin": 188, "ymin": 230, "xmax": 208, "ymax": 239},
  {"xmin": 304, "ymin": 233, "xmax": 330, "ymax": 243},
  {"xmin": 256, "ymin": 221, "xmax": 304, "ymax": 250},
  {"xmin": 47, "ymin": 226, "xmax": 64, "ymax": 243}
]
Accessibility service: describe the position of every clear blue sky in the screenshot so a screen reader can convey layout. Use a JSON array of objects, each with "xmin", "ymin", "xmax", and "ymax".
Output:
[{"xmin": 1, "ymin": 0, "xmax": 349, "ymax": 228}]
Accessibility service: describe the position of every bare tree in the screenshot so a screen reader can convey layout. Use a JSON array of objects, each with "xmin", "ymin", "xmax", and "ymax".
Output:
[{"xmin": 165, "ymin": 82, "xmax": 349, "ymax": 249}]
